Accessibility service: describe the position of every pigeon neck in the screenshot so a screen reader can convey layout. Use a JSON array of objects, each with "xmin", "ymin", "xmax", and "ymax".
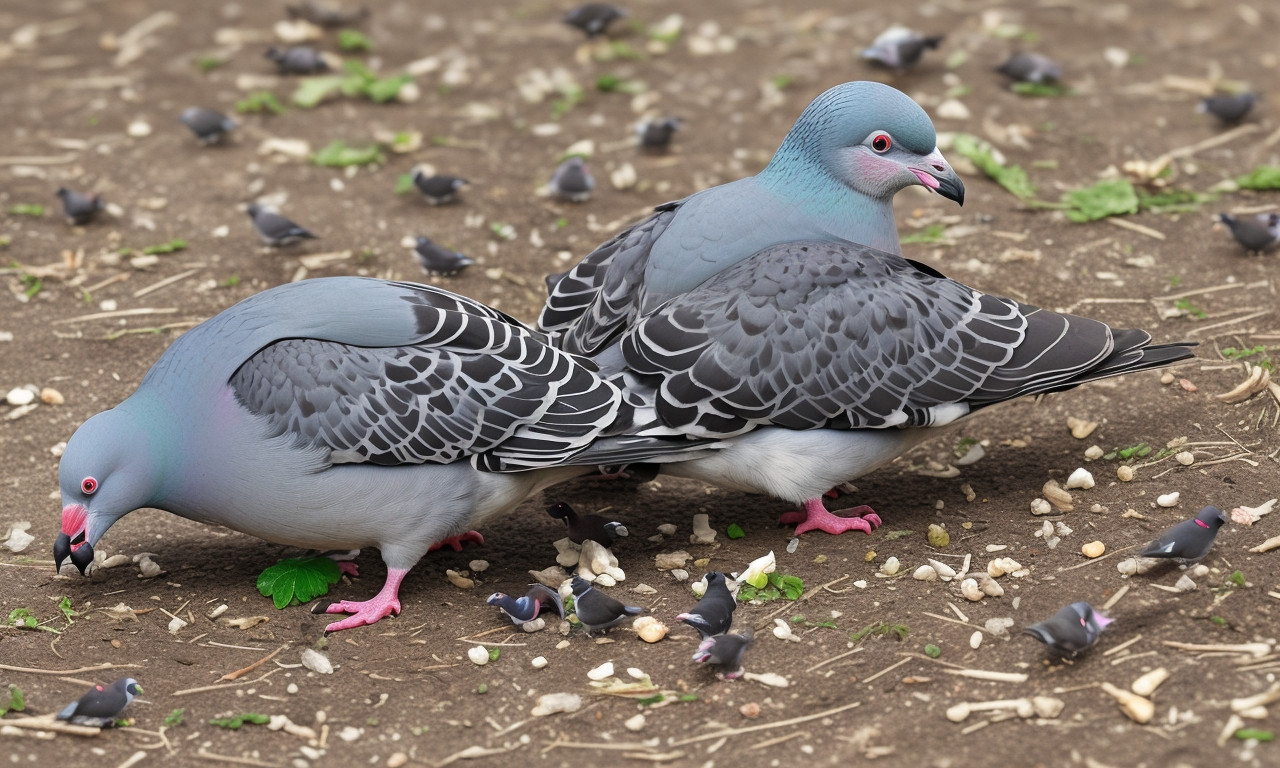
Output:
[{"xmin": 755, "ymin": 162, "xmax": 903, "ymax": 256}]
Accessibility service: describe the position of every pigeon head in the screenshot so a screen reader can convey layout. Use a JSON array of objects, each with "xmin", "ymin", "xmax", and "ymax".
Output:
[
  {"xmin": 762, "ymin": 81, "xmax": 964, "ymax": 206},
  {"xmin": 119, "ymin": 678, "xmax": 143, "ymax": 701},
  {"xmin": 1195, "ymin": 506, "xmax": 1228, "ymax": 530}
]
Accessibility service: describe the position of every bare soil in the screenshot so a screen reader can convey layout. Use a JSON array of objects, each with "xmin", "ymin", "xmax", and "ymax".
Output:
[{"xmin": 2, "ymin": 1, "xmax": 1279, "ymax": 766}]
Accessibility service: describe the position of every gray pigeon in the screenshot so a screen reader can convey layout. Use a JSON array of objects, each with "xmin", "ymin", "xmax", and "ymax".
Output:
[
  {"xmin": 538, "ymin": 81, "xmax": 965, "ymax": 356},
  {"xmin": 692, "ymin": 628, "xmax": 753, "ymax": 678},
  {"xmin": 286, "ymin": 0, "xmax": 368, "ymax": 27},
  {"xmin": 995, "ymin": 52, "xmax": 1061, "ymax": 84},
  {"xmin": 265, "ymin": 46, "xmax": 329, "ymax": 75},
  {"xmin": 53, "ymin": 278, "xmax": 708, "ymax": 632},
  {"xmin": 412, "ymin": 172, "xmax": 468, "ymax": 205},
  {"xmin": 1024, "ymin": 602, "xmax": 1112, "ymax": 655},
  {"xmin": 676, "ymin": 572, "xmax": 735, "ymax": 638},
  {"xmin": 1138, "ymin": 505, "xmax": 1228, "ymax": 565},
  {"xmin": 1217, "ymin": 213, "xmax": 1279, "ymax": 253},
  {"xmin": 487, "ymin": 584, "xmax": 565, "ymax": 625},
  {"xmin": 55, "ymin": 188, "xmax": 102, "ymax": 225},
  {"xmin": 1198, "ymin": 92, "xmax": 1256, "ymax": 124},
  {"xmin": 569, "ymin": 575, "xmax": 643, "ymax": 633},
  {"xmin": 180, "ymin": 107, "xmax": 236, "ymax": 145},
  {"xmin": 547, "ymin": 501, "xmax": 628, "ymax": 545},
  {"xmin": 247, "ymin": 203, "xmax": 319, "ymax": 247},
  {"xmin": 636, "ymin": 117, "xmax": 681, "ymax": 149},
  {"xmin": 57, "ymin": 678, "xmax": 142, "ymax": 727},
  {"xmin": 548, "ymin": 157, "xmax": 595, "ymax": 202},
  {"xmin": 563, "ymin": 3, "xmax": 626, "ymax": 38},
  {"xmin": 593, "ymin": 240, "xmax": 1196, "ymax": 536},
  {"xmin": 861, "ymin": 27, "xmax": 944, "ymax": 71},
  {"xmin": 413, "ymin": 236, "xmax": 474, "ymax": 276}
]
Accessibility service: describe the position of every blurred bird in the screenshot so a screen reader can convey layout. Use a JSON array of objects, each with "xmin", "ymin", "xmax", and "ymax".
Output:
[
  {"xmin": 995, "ymin": 52, "xmax": 1061, "ymax": 84},
  {"xmin": 413, "ymin": 236, "xmax": 474, "ymax": 276},
  {"xmin": 1198, "ymin": 92, "xmax": 1256, "ymax": 124},
  {"xmin": 548, "ymin": 157, "xmax": 595, "ymax": 202},
  {"xmin": 57, "ymin": 678, "xmax": 142, "ymax": 727},
  {"xmin": 265, "ymin": 46, "xmax": 329, "ymax": 75},
  {"xmin": 487, "ymin": 584, "xmax": 565, "ymax": 625},
  {"xmin": 861, "ymin": 27, "xmax": 943, "ymax": 70},
  {"xmin": 676, "ymin": 572, "xmax": 736, "ymax": 638},
  {"xmin": 412, "ymin": 172, "xmax": 468, "ymax": 205},
  {"xmin": 636, "ymin": 117, "xmax": 681, "ymax": 150},
  {"xmin": 1216, "ymin": 213, "xmax": 1279, "ymax": 254},
  {"xmin": 246, "ymin": 204, "xmax": 319, "ymax": 247},
  {"xmin": 563, "ymin": 3, "xmax": 627, "ymax": 38},
  {"xmin": 286, "ymin": 0, "xmax": 369, "ymax": 28},
  {"xmin": 692, "ymin": 629, "xmax": 753, "ymax": 678},
  {"xmin": 180, "ymin": 107, "xmax": 236, "ymax": 145},
  {"xmin": 55, "ymin": 188, "xmax": 102, "ymax": 226},
  {"xmin": 1024, "ymin": 602, "xmax": 1111, "ymax": 655},
  {"xmin": 547, "ymin": 501, "xmax": 627, "ymax": 546},
  {"xmin": 1138, "ymin": 505, "xmax": 1229, "ymax": 565},
  {"xmin": 570, "ymin": 575, "xmax": 643, "ymax": 633}
]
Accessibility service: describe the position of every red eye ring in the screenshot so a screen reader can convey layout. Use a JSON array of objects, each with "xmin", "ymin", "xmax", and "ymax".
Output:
[
  {"xmin": 81, "ymin": 477, "xmax": 97, "ymax": 495},
  {"xmin": 871, "ymin": 134, "xmax": 892, "ymax": 152}
]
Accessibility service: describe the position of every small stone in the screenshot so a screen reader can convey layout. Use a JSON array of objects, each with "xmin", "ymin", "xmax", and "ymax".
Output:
[
  {"xmin": 5, "ymin": 387, "xmax": 35, "ymax": 406},
  {"xmin": 1189, "ymin": 563, "xmax": 1210, "ymax": 578},
  {"xmin": 521, "ymin": 617, "xmax": 546, "ymax": 633},
  {"xmin": 531, "ymin": 692, "xmax": 582, "ymax": 717},
  {"xmin": 656, "ymin": 524, "xmax": 677, "ymax": 536},
  {"xmin": 1065, "ymin": 468, "xmax": 1095, "ymax": 490},
  {"xmin": 1173, "ymin": 574, "xmax": 1197, "ymax": 592},
  {"xmin": 387, "ymin": 753, "xmax": 409, "ymax": 768},
  {"xmin": 2, "ymin": 523, "xmax": 34, "ymax": 553},
  {"xmin": 1118, "ymin": 465, "xmax": 1135, "ymax": 482},
  {"xmin": 913, "ymin": 564, "xmax": 939, "ymax": 582},
  {"xmin": 337, "ymin": 726, "xmax": 362, "ymax": 742},
  {"xmin": 1084, "ymin": 445, "xmax": 1104, "ymax": 460},
  {"xmin": 1067, "ymin": 416, "xmax": 1098, "ymax": 439},
  {"xmin": 742, "ymin": 671, "xmax": 789, "ymax": 688},
  {"xmin": 689, "ymin": 514, "xmax": 716, "ymax": 545},
  {"xmin": 927, "ymin": 524, "xmax": 950, "ymax": 548},
  {"xmin": 593, "ymin": 573, "xmax": 617, "ymax": 588},
  {"xmin": 554, "ymin": 537, "xmax": 582, "ymax": 568},
  {"xmin": 936, "ymin": 99, "xmax": 971, "ymax": 120},
  {"xmin": 979, "ymin": 577, "xmax": 1004, "ymax": 597},
  {"xmin": 654, "ymin": 550, "xmax": 691, "ymax": 570},
  {"xmin": 739, "ymin": 702, "xmax": 761, "ymax": 718},
  {"xmin": 632, "ymin": 583, "xmax": 658, "ymax": 595},
  {"xmin": 1175, "ymin": 451, "xmax": 1194, "ymax": 466},
  {"xmin": 1160, "ymin": 371, "xmax": 1176, "ymax": 385},
  {"xmin": 445, "ymin": 569, "xmax": 475, "ymax": 589},
  {"xmin": 670, "ymin": 568, "xmax": 689, "ymax": 582},
  {"xmin": 1042, "ymin": 480, "xmax": 1074, "ymax": 512},
  {"xmin": 627, "ymin": 667, "xmax": 646, "ymax": 679},
  {"xmin": 127, "ymin": 120, "xmax": 152, "ymax": 137},
  {"xmin": 633, "ymin": 616, "xmax": 668, "ymax": 643},
  {"xmin": 624, "ymin": 713, "xmax": 646, "ymax": 731},
  {"xmin": 610, "ymin": 162, "xmax": 637, "ymax": 190},
  {"xmin": 587, "ymin": 662, "xmax": 614, "ymax": 681},
  {"xmin": 1156, "ymin": 492, "xmax": 1180, "ymax": 508},
  {"xmin": 1082, "ymin": 541, "xmax": 1105, "ymax": 558},
  {"xmin": 287, "ymin": 683, "xmax": 298, "ymax": 694},
  {"xmin": 1131, "ymin": 668, "xmax": 1169, "ymax": 697},
  {"xmin": 531, "ymin": 656, "xmax": 548, "ymax": 669},
  {"xmin": 167, "ymin": 616, "xmax": 188, "ymax": 634},
  {"xmin": 469, "ymin": 559, "xmax": 489, "ymax": 573},
  {"xmin": 970, "ymin": 631, "xmax": 983, "ymax": 649},
  {"xmin": 138, "ymin": 558, "xmax": 163, "ymax": 578},
  {"xmin": 960, "ymin": 578, "xmax": 984, "ymax": 602},
  {"xmin": 39, "ymin": 388, "xmax": 64, "ymax": 405},
  {"xmin": 1030, "ymin": 498, "xmax": 1053, "ymax": 516},
  {"xmin": 467, "ymin": 646, "xmax": 490, "ymax": 666},
  {"xmin": 301, "ymin": 648, "xmax": 334, "ymax": 674},
  {"xmin": 879, "ymin": 556, "xmax": 901, "ymax": 576},
  {"xmin": 928, "ymin": 559, "xmax": 957, "ymax": 581}
]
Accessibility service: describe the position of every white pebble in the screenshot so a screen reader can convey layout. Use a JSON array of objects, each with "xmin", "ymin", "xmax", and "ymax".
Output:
[
  {"xmin": 1156, "ymin": 492, "xmax": 1180, "ymax": 508},
  {"xmin": 301, "ymin": 648, "xmax": 334, "ymax": 674},
  {"xmin": 927, "ymin": 559, "xmax": 956, "ymax": 581},
  {"xmin": 656, "ymin": 524, "xmax": 677, "ymax": 536},
  {"xmin": 587, "ymin": 661, "xmax": 614, "ymax": 681},
  {"xmin": 1118, "ymin": 465, "xmax": 1135, "ymax": 482},
  {"xmin": 5, "ymin": 387, "xmax": 35, "ymax": 406},
  {"xmin": 1175, "ymin": 452, "xmax": 1194, "ymax": 466},
  {"xmin": 469, "ymin": 559, "xmax": 489, "ymax": 572},
  {"xmin": 879, "ymin": 556, "xmax": 900, "ymax": 576},
  {"xmin": 624, "ymin": 713, "xmax": 646, "ymax": 731},
  {"xmin": 127, "ymin": 120, "xmax": 152, "ymax": 137},
  {"xmin": 1084, "ymin": 445, "xmax": 1104, "ymax": 460},
  {"xmin": 167, "ymin": 616, "xmax": 188, "ymax": 634},
  {"xmin": 970, "ymin": 631, "xmax": 983, "ymax": 649},
  {"xmin": 520, "ymin": 617, "xmax": 546, "ymax": 633},
  {"xmin": 912, "ymin": 564, "xmax": 939, "ymax": 582},
  {"xmin": 467, "ymin": 646, "xmax": 490, "ymax": 666},
  {"xmin": 337, "ymin": 726, "xmax": 362, "ymax": 742},
  {"xmin": 531, "ymin": 692, "xmax": 582, "ymax": 716},
  {"xmin": 627, "ymin": 667, "xmax": 646, "ymax": 679},
  {"xmin": 670, "ymin": 568, "xmax": 689, "ymax": 582},
  {"xmin": 287, "ymin": 683, "xmax": 298, "ymax": 694},
  {"xmin": 531, "ymin": 656, "xmax": 548, "ymax": 669},
  {"xmin": 1065, "ymin": 468, "xmax": 1095, "ymax": 490},
  {"xmin": 960, "ymin": 578, "xmax": 984, "ymax": 602},
  {"xmin": 936, "ymin": 98, "xmax": 971, "ymax": 120},
  {"xmin": 1030, "ymin": 498, "xmax": 1053, "ymax": 516}
]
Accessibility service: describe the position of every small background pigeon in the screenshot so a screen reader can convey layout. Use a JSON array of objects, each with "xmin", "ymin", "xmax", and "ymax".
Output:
[
  {"xmin": 996, "ymin": 52, "xmax": 1061, "ymax": 84},
  {"xmin": 547, "ymin": 502, "xmax": 627, "ymax": 545},
  {"xmin": 1138, "ymin": 505, "xmax": 1228, "ymax": 565},
  {"xmin": 55, "ymin": 188, "xmax": 102, "ymax": 225},
  {"xmin": 412, "ymin": 172, "xmax": 468, "ymax": 205},
  {"xmin": 676, "ymin": 572, "xmax": 736, "ymax": 638},
  {"xmin": 548, "ymin": 157, "xmax": 595, "ymax": 202},
  {"xmin": 247, "ymin": 203, "xmax": 319, "ymax": 247},
  {"xmin": 413, "ymin": 236, "xmax": 474, "ymax": 276},
  {"xmin": 286, "ymin": 0, "xmax": 368, "ymax": 27},
  {"xmin": 1198, "ymin": 92, "xmax": 1256, "ymax": 124},
  {"xmin": 692, "ymin": 629, "xmax": 753, "ymax": 678},
  {"xmin": 636, "ymin": 117, "xmax": 681, "ymax": 150},
  {"xmin": 861, "ymin": 27, "xmax": 943, "ymax": 70},
  {"xmin": 1216, "ymin": 212, "xmax": 1279, "ymax": 253},
  {"xmin": 563, "ymin": 3, "xmax": 626, "ymax": 38},
  {"xmin": 180, "ymin": 107, "xmax": 236, "ymax": 145},
  {"xmin": 1024, "ymin": 602, "xmax": 1112, "ymax": 655},
  {"xmin": 487, "ymin": 584, "xmax": 564, "ymax": 625},
  {"xmin": 57, "ymin": 678, "xmax": 142, "ymax": 727},
  {"xmin": 570, "ymin": 575, "xmax": 642, "ymax": 633},
  {"xmin": 265, "ymin": 46, "xmax": 329, "ymax": 75}
]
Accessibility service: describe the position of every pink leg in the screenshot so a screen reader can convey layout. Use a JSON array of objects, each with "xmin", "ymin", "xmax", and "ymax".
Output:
[
  {"xmin": 324, "ymin": 567, "xmax": 408, "ymax": 633},
  {"xmin": 779, "ymin": 498, "xmax": 883, "ymax": 536},
  {"xmin": 427, "ymin": 530, "xmax": 484, "ymax": 552}
]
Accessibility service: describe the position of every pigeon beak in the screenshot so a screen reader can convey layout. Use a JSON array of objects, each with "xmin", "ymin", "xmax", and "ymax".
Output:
[
  {"xmin": 54, "ymin": 533, "xmax": 94, "ymax": 576},
  {"xmin": 54, "ymin": 532, "xmax": 71, "ymax": 572},
  {"xmin": 911, "ymin": 149, "xmax": 965, "ymax": 206}
]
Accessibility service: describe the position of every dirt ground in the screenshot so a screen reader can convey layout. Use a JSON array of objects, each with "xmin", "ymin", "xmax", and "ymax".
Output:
[{"xmin": 2, "ymin": 0, "xmax": 1280, "ymax": 766}]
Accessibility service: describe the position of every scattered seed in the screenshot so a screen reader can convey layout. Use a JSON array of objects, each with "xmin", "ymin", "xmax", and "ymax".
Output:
[
  {"xmin": 960, "ymin": 578, "xmax": 984, "ymax": 602},
  {"xmin": 970, "ymin": 631, "xmax": 983, "ymax": 649},
  {"xmin": 1082, "ymin": 541, "xmax": 1106, "ymax": 558},
  {"xmin": 1042, "ymin": 480, "xmax": 1074, "ymax": 512},
  {"xmin": 1131, "ymin": 668, "xmax": 1169, "ymax": 697},
  {"xmin": 587, "ymin": 662, "xmax": 614, "ymax": 681},
  {"xmin": 1117, "ymin": 465, "xmax": 1135, "ymax": 482},
  {"xmin": 531, "ymin": 656, "xmax": 548, "ymax": 669}
]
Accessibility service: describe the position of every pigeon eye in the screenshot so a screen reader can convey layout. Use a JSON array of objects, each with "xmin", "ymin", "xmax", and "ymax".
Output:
[
  {"xmin": 871, "ymin": 134, "xmax": 892, "ymax": 153},
  {"xmin": 81, "ymin": 477, "xmax": 98, "ymax": 495}
]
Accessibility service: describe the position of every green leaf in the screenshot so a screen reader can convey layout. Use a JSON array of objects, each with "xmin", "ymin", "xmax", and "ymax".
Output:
[
  {"xmin": 1222, "ymin": 345, "xmax": 1266, "ymax": 360},
  {"xmin": 195, "ymin": 56, "xmax": 227, "ymax": 73},
  {"xmin": 142, "ymin": 239, "xmax": 187, "ymax": 255},
  {"xmin": 1229, "ymin": 570, "xmax": 1246, "ymax": 588},
  {"xmin": 1010, "ymin": 82, "xmax": 1071, "ymax": 97},
  {"xmin": 476, "ymin": 684, "xmax": 488, "ymax": 694},
  {"xmin": 1235, "ymin": 729, "xmax": 1275, "ymax": 742},
  {"xmin": 164, "ymin": 708, "xmax": 185, "ymax": 727},
  {"xmin": 236, "ymin": 91, "xmax": 286, "ymax": 115},
  {"xmin": 209, "ymin": 713, "xmax": 270, "ymax": 730},
  {"xmin": 310, "ymin": 140, "xmax": 385, "ymax": 167},
  {"xmin": 637, "ymin": 694, "xmax": 665, "ymax": 706},
  {"xmin": 924, "ymin": 644, "xmax": 942, "ymax": 658},
  {"xmin": 725, "ymin": 523, "xmax": 745, "ymax": 539},
  {"xmin": 338, "ymin": 29, "xmax": 372, "ymax": 52},
  {"xmin": 487, "ymin": 647, "xmax": 501, "ymax": 662},
  {"xmin": 1062, "ymin": 179, "xmax": 1139, "ymax": 222},
  {"xmin": 57, "ymin": 596, "xmax": 77, "ymax": 623},
  {"xmin": 9, "ymin": 204, "xmax": 44, "ymax": 217},
  {"xmin": 292, "ymin": 75, "xmax": 348, "ymax": 108},
  {"xmin": 778, "ymin": 575, "xmax": 805, "ymax": 601},
  {"xmin": 365, "ymin": 74, "xmax": 413, "ymax": 102},
  {"xmin": 395, "ymin": 173, "xmax": 416, "ymax": 195},
  {"xmin": 257, "ymin": 557, "xmax": 342, "ymax": 609},
  {"xmin": 679, "ymin": 693, "xmax": 698, "ymax": 702},
  {"xmin": 1237, "ymin": 166, "xmax": 1280, "ymax": 190},
  {"xmin": 1, "ymin": 684, "xmax": 25, "ymax": 715},
  {"xmin": 952, "ymin": 134, "xmax": 1038, "ymax": 201}
]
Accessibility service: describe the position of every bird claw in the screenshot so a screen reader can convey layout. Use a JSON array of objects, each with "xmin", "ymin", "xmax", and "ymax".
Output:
[
  {"xmin": 336, "ymin": 561, "xmax": 359, "ymax": 578},
  {"xmin": 427, "ymin": 530, "xmax": 484, "ymax": 552},
  {"xmin": 782, "ymin": 503, "xmax": 882, "ymax": 536},
  {"xmin": 323, "ymin": 597, "xmax": 401, "ymax": 633}
]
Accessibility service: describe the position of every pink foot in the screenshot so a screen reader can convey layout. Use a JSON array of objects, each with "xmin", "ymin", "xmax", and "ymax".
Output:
[
  {"xmin": 427, "ymin": 530, "xmax": 484, "ymax": 553},
  {"xmin": 323, "ymin": 568, "xmax": 408, "ymax": 633},
  {"xmin": 336, "ymin": 561, "xmax": 360, "ymax": 578},
  {"xmin": 780, "ymin": 498, "xmax": 883, "ymax": 536}
]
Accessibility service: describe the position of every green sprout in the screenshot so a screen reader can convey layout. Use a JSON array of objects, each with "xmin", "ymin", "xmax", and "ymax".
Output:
[
  {"xmin": 725, "ymin": 523, "xmax": 745, "ymax": 539},
  {"xmin": 851, "ymin": 621, "xmax": 909, "ymax": 643},
  {"xmin": 256, "ymin": 557, "xmax": 342, "ymax": 609},
  {"xmin": 9, "ymin": 204, "xmax": 44, "ymax": 217},
  {"xmin": 338, "ymin": 29, "xmax": 372, "ymax": 52},
  {"xmin": 236, "ymin": 91, "xmax": 286, "ymax": 115}
]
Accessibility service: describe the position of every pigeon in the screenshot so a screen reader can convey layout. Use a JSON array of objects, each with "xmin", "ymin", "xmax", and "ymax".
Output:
[
  {"xmin": 1198, "ymin": 92, "xmax": 1256, "ymax": 124},
  {"xmin": 563, "ymin": 3, "xmax": 626, "ymax": 38},
  {"xmin": 1024, "ymin": 602, "xmax": 1112, "ymax": 655},
  {"xmin": 413, "ymin": 236, "xmax": 474, "ymax": 276},
  {"xmin": 180, "ymin": 107, "xmax": 236, "ymax": 145},
  {"xmin": 1217, "ymin": 213, "xmax": 1280, "ymax": 253},
  {"xmin": 692, "ymin": 629, "xmax": 754, "ymax": 679},
  {"xmin": 548, "ymin": 157, "xmax": 595, "ymax": 202},
  {"xmin": 1138, "ymin": 506, "xmax": 1229, "ymax": 565},
  {"xmin": 286, "ymin": 0, "xmax": 369, "ymax": 27},
  {"xmin": 265, "ymin": 46, "xmax": 329, "ymax": 75},
  {"xmin": 247, "ymin": 203, "xmax": 319, "ymax": 247},
  {"xmin": 569, "ymin": 575, "xmax": 643, "ymax": 633},
  {"xmin": 538, "ymin": 81, "xmax": 965, "ymax": 356},
  {"xmin": 636, "ymin": 117, "xmax": 681, "ymax": 150},
  {"xmin": 57, "ymin": 678, "xmax": 142, "ymax": 727},
  {"xmin": 676, "ymin": 572, "xmax": 736, "ymax": 638},
  {"xmin": 55, "ymin": 188, "xmax": 102, "ymax": 226},
  {"xmin": 412, "ymin": 172, "xmax": 468, "ymax": 205},
  {"xmin": 592, "ymin": 239, "xmax": 1197, "ymax": 537},
  {"xmin": 995, "ymin": 52, "xmax": 1061, "ymax": 84},
  {"xmin": 861, "ymin": 27, "xmax": 944, "ymax": 71},
  {"xmin": 53, "ymin": 277, "xmax": 710, "ymax": 632},
  {"xmin": 487, "ymin": 584, "xmax": 565, "ymax": 625},
  {"xmin": 546, "ymin": 501, "xmax": 628, "ymax": 545}
]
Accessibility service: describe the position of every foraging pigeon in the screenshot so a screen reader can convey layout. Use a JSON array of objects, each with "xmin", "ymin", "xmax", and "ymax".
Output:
[
  {"xmin": 547, "ymin": 501, "xmax": 628, "ymax": 545},
  {"xmin": 569, "ymin": 575, "xmax": 643, "ymax": 633},
  {"xmin": 676, "ymin": 572, "xmax": 736, "ymax": 638},
  {"xmin": 1138, "ymin": 505, "xmax": 1228, "ymax": 565},
  {"xmin": 692, "ymin": 628, "xmax": 753, "ymax": 678},
  {"xmin": 57, "ymin": 678, "xmax": 142, "ymax": 727},
  {"xmin": 55, "ymin": 188, "xmax": 102, "ymax": 226},
  {"xmin": 286, "ymin": 0, "xmax": 369, "ymax": 27},
  {"xmin": 563, "ymin": 3, "xmax": 626, "ymax": 38},
  {"xmin": 180, "ymin": 107, "xmax": 236, "ymax": 145},
  {"xmin": 487, "ymin": 584, "xmax": 565, "ymax": 625},
  {"xmin": 1024, "ymin": 602, "xmax": 1112, "ymax": 655},
  {"xmin": 593, "ymin": 239, "xmax": 1197, "ymax": 536},
  {"xmin": 538, "ymin": 81, "xmax": 965, "ymax": 355},
  {"xmin": 247, "ymin": 203, "xmax": 319, "ymax": 247},
  {"xmin": 53, "ymin": 278, "xmax": 708, "ymax": 633},
  {"xmin": 548, "ymin": 157, "xmax": 595, "ymax": 202},
  {"xmin": 861, "ymin": 27, "xmax": 943, "ymax": 71},
  {"xmin": 413, "ymin": 236, "xmax": 474, "ymax": 276},
  {"xmin": 412, "ymin": 172, "xmax": 468, "ymax": 205},
  {"xmin": 636, "ymin": 117, "xmax": 681, "ymax": 149},
  {"xmin": 265, "ymin": 46, "xmax": 329, "ymax": 75},
  {"xmin": 1216, "ymin": 213, "xmax": 1280, "ymax": 253},
  {"xmin": 995, "ymin": 52, "xmax": 1061, "ymax": 84},
  {"xmin": 1198, "ymin": 92, "xmax": 1256, "ymax": 124}
]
